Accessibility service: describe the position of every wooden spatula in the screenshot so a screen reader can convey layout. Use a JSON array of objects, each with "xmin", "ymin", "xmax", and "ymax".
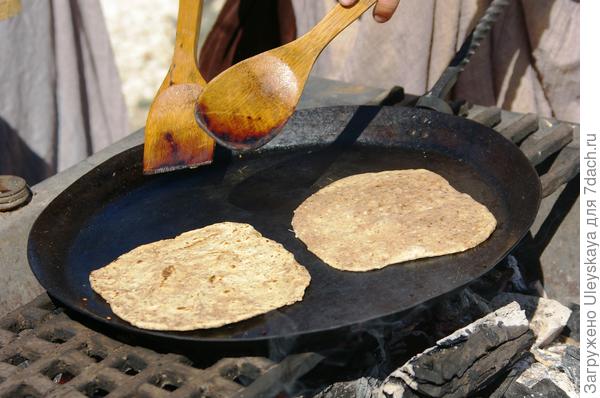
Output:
[
  {"xmin": 195, "ymin": 0, "xmax": 376, "ymax": 151},
  {"xmin": 143, "ymin": 0, "xmax": 215, "ymax": 175}
]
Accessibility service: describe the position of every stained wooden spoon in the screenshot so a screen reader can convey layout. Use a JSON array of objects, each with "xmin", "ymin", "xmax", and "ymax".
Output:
[
  {"xmin": 143, "ymin": 0, "xmax": 215, "ymax": 174},
  {"xmin": 195, "ymin": 0, "xmax": 376, "ymax": 151}
]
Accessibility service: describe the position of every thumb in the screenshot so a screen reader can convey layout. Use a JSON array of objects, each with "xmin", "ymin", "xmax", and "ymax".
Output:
[{"xmin": 373, "ymin": 0, "xmax": 400, "ymax": 23}]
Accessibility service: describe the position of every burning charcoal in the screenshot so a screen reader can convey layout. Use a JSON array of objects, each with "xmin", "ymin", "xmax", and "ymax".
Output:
[
  {"xmin": 561, "ymin": 345, "xmax": 580, "ymax": 387},
  {"xmin": 467, "ymin": 260, "xmax": 515, "ymax": 300},
  {"xmin": 505, "ymin": 255, "xmax": 530, "ymax": 292},
  {"xmin": 531, "ymin": 343, "xmax": 580, "ymax": 389},
  {"xmin": 488, "ymin": 354, "xmax": 536, "ymax": 398},
  {"xmin": 52, "ymin": 371, "xmax": 75, "ymax": 384},
  {"xmin": 428, "ymin": 288, "xmax": 491, "ymax": 339},
  {"xmin": 312, "ymin": 377, "xmax": 381, "ymax": 398},
  {"xmin": 489, "ymin": 342, "xmax": 579, "ymax": 397},
  {"xmin": 380, "ymin": 302, "xmax": 534, "ymax": 398},
  {"xmin": 490, "ymin": 293, "xmax": 572, "ymax": 347},
  {"xmin": 564, "ymin": 304, "xmax": 580, "ymax": 341},
  {"xmin": 500, "ymin": 361, "xmax": 578, "ymax": 398}
]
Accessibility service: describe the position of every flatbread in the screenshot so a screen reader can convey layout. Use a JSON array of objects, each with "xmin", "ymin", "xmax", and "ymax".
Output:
[
  {"xmin": 292, "ymin": 169, "xmax": 497, "ymax": 271},
  {"xmin": 90, "ymin": 222, "xmax": 310, "ymax": 330}
]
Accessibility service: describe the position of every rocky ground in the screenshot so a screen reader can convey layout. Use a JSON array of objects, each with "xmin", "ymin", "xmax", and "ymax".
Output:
[{"xmin": 99, "ymin": 0, "xmax": 225, "ymax": 131}]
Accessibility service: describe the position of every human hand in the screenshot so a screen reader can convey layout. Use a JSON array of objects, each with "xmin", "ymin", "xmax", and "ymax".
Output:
[{"xmin": 338, "ymin": 0, "xmax": 400, "ymax": 23}]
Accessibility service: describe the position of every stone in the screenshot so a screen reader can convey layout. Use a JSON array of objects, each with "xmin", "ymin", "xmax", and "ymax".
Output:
[
  {"xmin": 380, "ymin": 302, "xmax": 534, "ymax": 398},
  {"xmin": 491, "ymin": 293, "xmax": 572, "ymax": 347}
]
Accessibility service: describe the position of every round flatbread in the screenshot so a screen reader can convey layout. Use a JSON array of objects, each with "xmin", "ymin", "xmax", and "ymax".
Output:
[
  {"xmin": 90, "ymin": 222, "xmax": 310, "ymax": 330},
  {"xmin": 292, "ymin": 169, "xmax": 497, "ymax": 272}
]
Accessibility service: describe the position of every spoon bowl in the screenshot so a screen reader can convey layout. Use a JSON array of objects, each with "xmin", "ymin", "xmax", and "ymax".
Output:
[
  {"xmin": 196, "ymin": 52, "xmax": 301, "ymax": 150},
  {"xmin": 195, "ymin": 0, "xmax": 376, "ymax": 152}
]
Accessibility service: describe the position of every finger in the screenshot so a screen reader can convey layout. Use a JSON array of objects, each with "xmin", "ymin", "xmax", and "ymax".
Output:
[
  {"xmin": 373, "ymin": 0, "xmax": 400, "ymax": 22},
  {"xmin": 339, "ymin": 0, "xmax": 359, "ymax": 6}
]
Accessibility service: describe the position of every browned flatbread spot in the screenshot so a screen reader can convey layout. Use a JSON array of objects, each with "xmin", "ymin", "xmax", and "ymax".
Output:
[
  {"xmin": 292, "ymin": 169, "xmax": 497, "ymax": 272},
  {"xmin": 90, "ymin": 222, "xmax": 311, "ymax": 330}
]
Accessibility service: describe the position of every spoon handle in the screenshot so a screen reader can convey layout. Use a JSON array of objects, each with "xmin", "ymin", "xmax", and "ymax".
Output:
[
  {"xmin": 305, "ymin": 0, "xmax": 377, "ymax": 50},
  {"xmin": 166, "ymin": 0, "xmax": 205, "ymax": 86}
]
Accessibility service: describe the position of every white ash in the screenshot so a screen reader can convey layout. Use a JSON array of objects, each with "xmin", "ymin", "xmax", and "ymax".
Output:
[{"xmin": 491, "ymin": 293, "xmax": 572, "ymax": 348}]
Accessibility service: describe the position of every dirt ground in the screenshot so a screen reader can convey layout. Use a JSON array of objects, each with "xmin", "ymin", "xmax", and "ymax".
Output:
[{"xmin": 99, "ymin": 0, "xmax": 224, "ymax": 131}]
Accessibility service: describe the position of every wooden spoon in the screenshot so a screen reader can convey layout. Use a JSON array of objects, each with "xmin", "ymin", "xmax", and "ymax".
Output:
[
  {"xmin": 143, "ymin": 0, "xmax": 215, "ymax": 174},
  {"xmin": 195, "ymin": 0, "xmax": 376, "ymax": 151}
]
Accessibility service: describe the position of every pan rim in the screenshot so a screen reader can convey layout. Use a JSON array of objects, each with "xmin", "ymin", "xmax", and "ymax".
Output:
[{"xmin": 27, "ymin": 105, "xmax": 542, "ymax": 344}]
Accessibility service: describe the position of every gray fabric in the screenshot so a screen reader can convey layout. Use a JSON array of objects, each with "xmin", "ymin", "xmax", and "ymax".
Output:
[{"xmin": 0, "ymin": 0, "xmax": 127, "ymax": 184}]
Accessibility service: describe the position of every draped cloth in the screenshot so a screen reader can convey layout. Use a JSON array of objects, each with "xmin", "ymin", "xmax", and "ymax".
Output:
[
  {"xmin": 0, "ymin": 0, "xmax": 128, "ymax": 184},
  {"xmin": 202, "ymin": 0, "xmax": 579, "ymax": 123},
  {"xmin": 292, "ymin": 0, "xmax": 579, "ymax": 123}
]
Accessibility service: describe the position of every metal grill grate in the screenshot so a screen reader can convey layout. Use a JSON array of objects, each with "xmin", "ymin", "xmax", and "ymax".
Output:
[{"xmin": 0, "ymin": 295, "xmax": 320, "ymax": 398}]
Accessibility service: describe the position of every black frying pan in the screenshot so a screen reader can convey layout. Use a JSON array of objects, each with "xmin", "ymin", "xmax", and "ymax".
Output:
[{"xmin": 27, "ymin": 106, "xmax": 540, "ymax": 354}]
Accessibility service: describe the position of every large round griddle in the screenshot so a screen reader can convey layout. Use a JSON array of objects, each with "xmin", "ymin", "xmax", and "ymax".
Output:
[{"xmin": 28, "ymin": 106, "xmax": 541, "ymax": 353}]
